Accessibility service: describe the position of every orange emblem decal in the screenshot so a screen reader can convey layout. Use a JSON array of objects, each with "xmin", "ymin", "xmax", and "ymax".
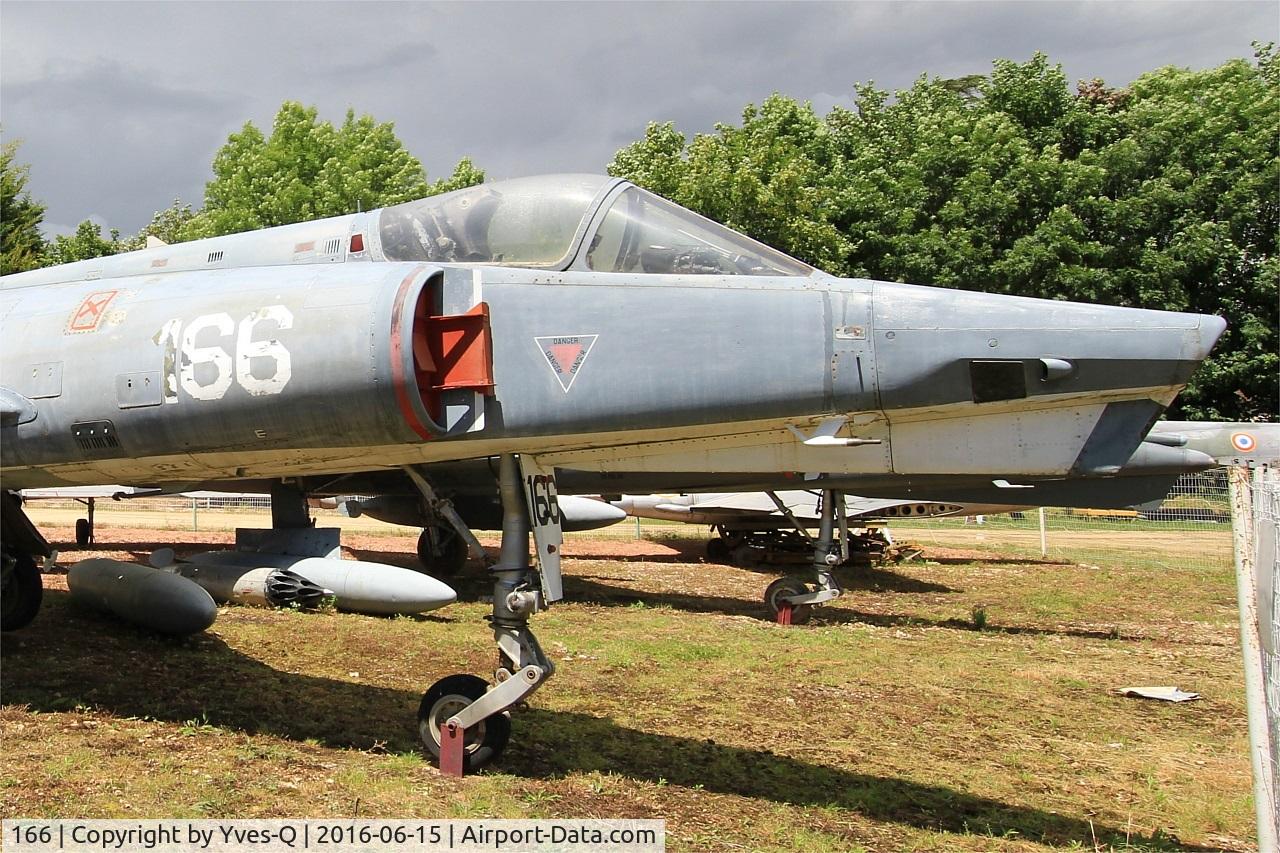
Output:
[{"xmin": 67, "ymin": 290, "xmax": 120, "ymax": 333}]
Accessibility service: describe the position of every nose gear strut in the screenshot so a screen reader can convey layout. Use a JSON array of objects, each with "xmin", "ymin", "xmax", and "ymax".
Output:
[{"xmin": 416, "ymin": 453, "xmax": 555, "ymax": 775}]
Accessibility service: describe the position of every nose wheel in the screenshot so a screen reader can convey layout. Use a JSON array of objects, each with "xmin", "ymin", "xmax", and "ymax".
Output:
[
  {"xmin": 418, "ymin": 674, "xmax": 512, "ymax": 772},
  {"xmin": 764, "ymin": 576, "xmax": 814, "ymax": 624}
]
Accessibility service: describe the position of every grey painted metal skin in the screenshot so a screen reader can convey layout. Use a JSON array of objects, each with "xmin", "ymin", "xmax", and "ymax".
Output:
[
  {"xmin": 609, "ymin": 419, "xmax": 1265, "ymax": 536},
  {"xmin": 0, "ymin": 175, "xmax": 1225, "ymax": 496},
  {"xmin": 1157, "ymin": 421, "xmax": 1280, "ymax": 468},
  {"xmin": 148, "ymin": 548, "xmax": 332, "ymax": 609},
  {"xmin": 165, "ymin": 550, "xmax": 457, "ymax": 616},
  {"xmin": 67, "ymin": 558, "xmax": 218, "ymax": 635}
]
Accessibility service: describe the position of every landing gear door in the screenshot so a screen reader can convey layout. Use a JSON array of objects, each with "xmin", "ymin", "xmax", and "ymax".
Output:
[{"xmin": 519, "ymin": 456, "xmax": 564, "ymax": 603}]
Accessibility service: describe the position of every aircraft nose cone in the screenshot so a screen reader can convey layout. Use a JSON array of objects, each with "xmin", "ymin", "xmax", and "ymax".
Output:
[
  {"xmin": 559, "ymin": 495, "xmax": 628, "ymax": 531},
  {"xmin": 1196, "ymin": 314, "xmax": 1228, "ymax": 359},
  {"xmin": 288, "ymin": 557, "xmax": 457, "ymax": 615},
  {"xmin": 375, "ymin": 569, "xmax": 457, "ymax": 614},
  {"xmin": 69, "ymin": 559, "xmax": 218, "ymax": 635}
]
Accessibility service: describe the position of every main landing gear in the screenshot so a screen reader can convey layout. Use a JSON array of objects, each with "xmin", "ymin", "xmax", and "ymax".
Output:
[
  {"xmin": 1, "ymin": 550, "xmax": 42, "ymax": 631},
  {"xmin": 404, "ymin": 467, "xmax": 485, "ymax": 579},
  {"xmin": 415, "ymin": 454, "xmax": 554, "ymax": 774},
  {"xmin": 1, "ymin": 490, "xmax": 51, "ymax": 632},
  {"xmin": 763, "ymin": 489, "xmax": 847, "ymax": 625},
  {"xmin": 416, "ymin": 525, "xmax": 468, "ymax": 577}
]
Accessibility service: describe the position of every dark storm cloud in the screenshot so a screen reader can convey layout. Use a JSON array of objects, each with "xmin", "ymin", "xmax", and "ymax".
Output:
[
  {"xmin": 2, "ymin": 58, "xmax": 242, "ymax": 233},
  {"xmin": 325, "ymin": 42, "xmax": 438, "ymax": 79},
  {"xmin": 1, "ymin": 1, "xmax": 1272, "ymax": 236}
]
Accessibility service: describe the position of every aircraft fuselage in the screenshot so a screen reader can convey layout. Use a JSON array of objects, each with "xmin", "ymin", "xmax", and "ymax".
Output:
[{"xmin": 0, "ymin": 259, "xmax": 1222, "ymax": 491}]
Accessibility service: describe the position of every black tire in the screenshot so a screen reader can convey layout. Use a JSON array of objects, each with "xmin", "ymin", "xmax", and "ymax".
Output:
[
  {"xmin": 416, "ymin": 527, "xmax": 468, "ymax": 577},
  {"xmin": 764, "ymin": 576, "xmax": 813, "ymax": 625},
  {"xmin": 706, "ymin": 537, "xmax": 730, "ymax": 562},
  {"xmin": 75, "ymin": 518, "xmax": 92, "ymax": 547},
  {"xmin": 1, "ymin": 552, "xmax": 42, "ymax": 632},
  {"xmin": 417, "ymin": 674, "xmax": 511, "ymax": 772}
]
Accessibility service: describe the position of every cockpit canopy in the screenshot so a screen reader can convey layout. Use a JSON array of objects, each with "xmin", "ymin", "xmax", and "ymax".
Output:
[{"xmin": 378, "ymin": 174, "xmax": 811, "ymax": 277}]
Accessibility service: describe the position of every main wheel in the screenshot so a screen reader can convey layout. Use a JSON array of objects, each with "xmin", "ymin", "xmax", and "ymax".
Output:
[
  {"xmin": 418, "ymin": 674, "xmax": 510, "ymax": 772},
  {"xmin": 1, "ymin": 552, "xmax": 43, "ymax": 632},
  {"xmin": 764, "ymin": 576, "xmax": 813, "ymax": 625},
  {"xmin": 75, "ymin": 518, "xmax": 92, "ymax": 547},
  {"xmin": 416, "ymin": 526, "xmax": 468, "ymax": 577},
  {"xmin": 706, "ymin": 537, "xmax": 730, "ymax": 562}
]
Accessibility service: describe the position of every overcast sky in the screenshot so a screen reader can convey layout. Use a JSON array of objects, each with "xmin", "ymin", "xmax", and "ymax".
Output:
[{"xmin": 2, "ymin": 1, "xmax": 1273, "ymax": 237}]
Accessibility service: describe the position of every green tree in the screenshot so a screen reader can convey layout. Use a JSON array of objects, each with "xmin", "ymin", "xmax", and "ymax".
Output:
[
  {"xmin": 609, "ymin": 50, "xmax": 1278, "ymax": 420},
  {"xmin": 117, "ymin": 200, "xmax": 202, "ymax": 251},
  {"xmin": 199, "ymin": 102, "xmax": 481, "ymax": 235},
  {"xmin": 45, "ymin": 220, "xmax": 123, "ymax": 266},
  {"xmin": 38, "ymin": 101, "xmax": 482, "ymax": 259},
  {"xmin": 1, "ymin": 140, "xmax": 47, "ymax": 274}
]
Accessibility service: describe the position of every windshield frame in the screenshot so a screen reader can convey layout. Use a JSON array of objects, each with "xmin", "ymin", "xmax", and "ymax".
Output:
[{"xmin": 568, "ymin": 182, "xmax": 813, "ymax": 278}]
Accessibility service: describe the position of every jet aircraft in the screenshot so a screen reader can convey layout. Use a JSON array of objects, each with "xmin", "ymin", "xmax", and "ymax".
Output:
[{"xmin": 0, "ymin": 174, "xmax": 1227, "ymax": 771}]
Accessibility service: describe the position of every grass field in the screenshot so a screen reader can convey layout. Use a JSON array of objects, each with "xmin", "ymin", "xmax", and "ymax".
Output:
[{"xmin": 0, "ymin": 512, "xmax": 1253, "ymax": 852}]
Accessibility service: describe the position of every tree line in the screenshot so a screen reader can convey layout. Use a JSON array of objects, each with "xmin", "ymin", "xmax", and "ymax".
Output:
[
  {"xmin": 2, "ymin": 48, "xmax": 1275, "ymax": 420},
  {"xmin": 2, "ymin": 103, "xmax": 483, "ymax": 267}
]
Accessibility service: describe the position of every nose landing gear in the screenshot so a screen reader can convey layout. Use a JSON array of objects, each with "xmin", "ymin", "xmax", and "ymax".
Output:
[
  {"xmin": 765, "ymin": 489, "xmax": 847, "ymax": 625},
  {"xmin": 415, "ymin": 454, "xmax": 556, "ymax": 775}
]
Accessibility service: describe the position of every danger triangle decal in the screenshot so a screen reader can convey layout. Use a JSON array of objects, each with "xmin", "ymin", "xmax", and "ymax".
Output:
[{"xmin": 535, "ymin": 334, "xmax": 599, "ymax": 392}]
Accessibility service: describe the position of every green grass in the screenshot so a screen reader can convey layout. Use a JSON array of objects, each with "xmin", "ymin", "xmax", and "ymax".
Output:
[{"xmin": 0, "ymin": 524, "xmax": 1256, "ymax": 852}]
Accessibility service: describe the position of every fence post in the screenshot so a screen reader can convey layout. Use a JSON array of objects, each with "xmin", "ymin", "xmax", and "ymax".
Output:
[
  {"xmin": 192, "ymin": 498, "xmax": 198, "ymax": 532},
  {"xmin": 1229, "ymin": 465, "xmax": 1278, "ymax": 848},
  {"xmin": 1038, "ymin": 507, "xmax": 1047, "ymax": 558}
]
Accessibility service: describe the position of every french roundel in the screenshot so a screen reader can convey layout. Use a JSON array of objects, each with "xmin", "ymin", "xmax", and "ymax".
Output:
[{"xmin": 1231, "ymin": 432, "xmax": 1256, "ymax": 453}]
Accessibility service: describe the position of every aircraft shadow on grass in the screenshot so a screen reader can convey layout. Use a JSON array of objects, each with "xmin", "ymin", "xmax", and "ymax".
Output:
[
  {"xmin": 543, "ymin": 576, "xmax": 1133, "ymax": 643},
  {"xmin": 1, "ymin": 589, "xmax": 1214, "ymax": 851},
  {"xmin": 336, "ymin": 555, "xmax": 1125, "ymax": 643}
]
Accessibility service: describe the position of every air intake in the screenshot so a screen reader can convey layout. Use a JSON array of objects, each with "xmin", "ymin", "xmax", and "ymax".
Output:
[{"xmin": 72, "ymin": 420, "xmax": 121, "ymax": 452}]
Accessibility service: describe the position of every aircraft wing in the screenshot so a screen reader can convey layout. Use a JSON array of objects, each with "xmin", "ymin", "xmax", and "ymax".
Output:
[
  {"xmin": 688, "ymin": 490, "xmax": 956, "ymax": 520},
  {"xmin": 21, "ymin": 485, "xmax": 157, "ymax": 500}
]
